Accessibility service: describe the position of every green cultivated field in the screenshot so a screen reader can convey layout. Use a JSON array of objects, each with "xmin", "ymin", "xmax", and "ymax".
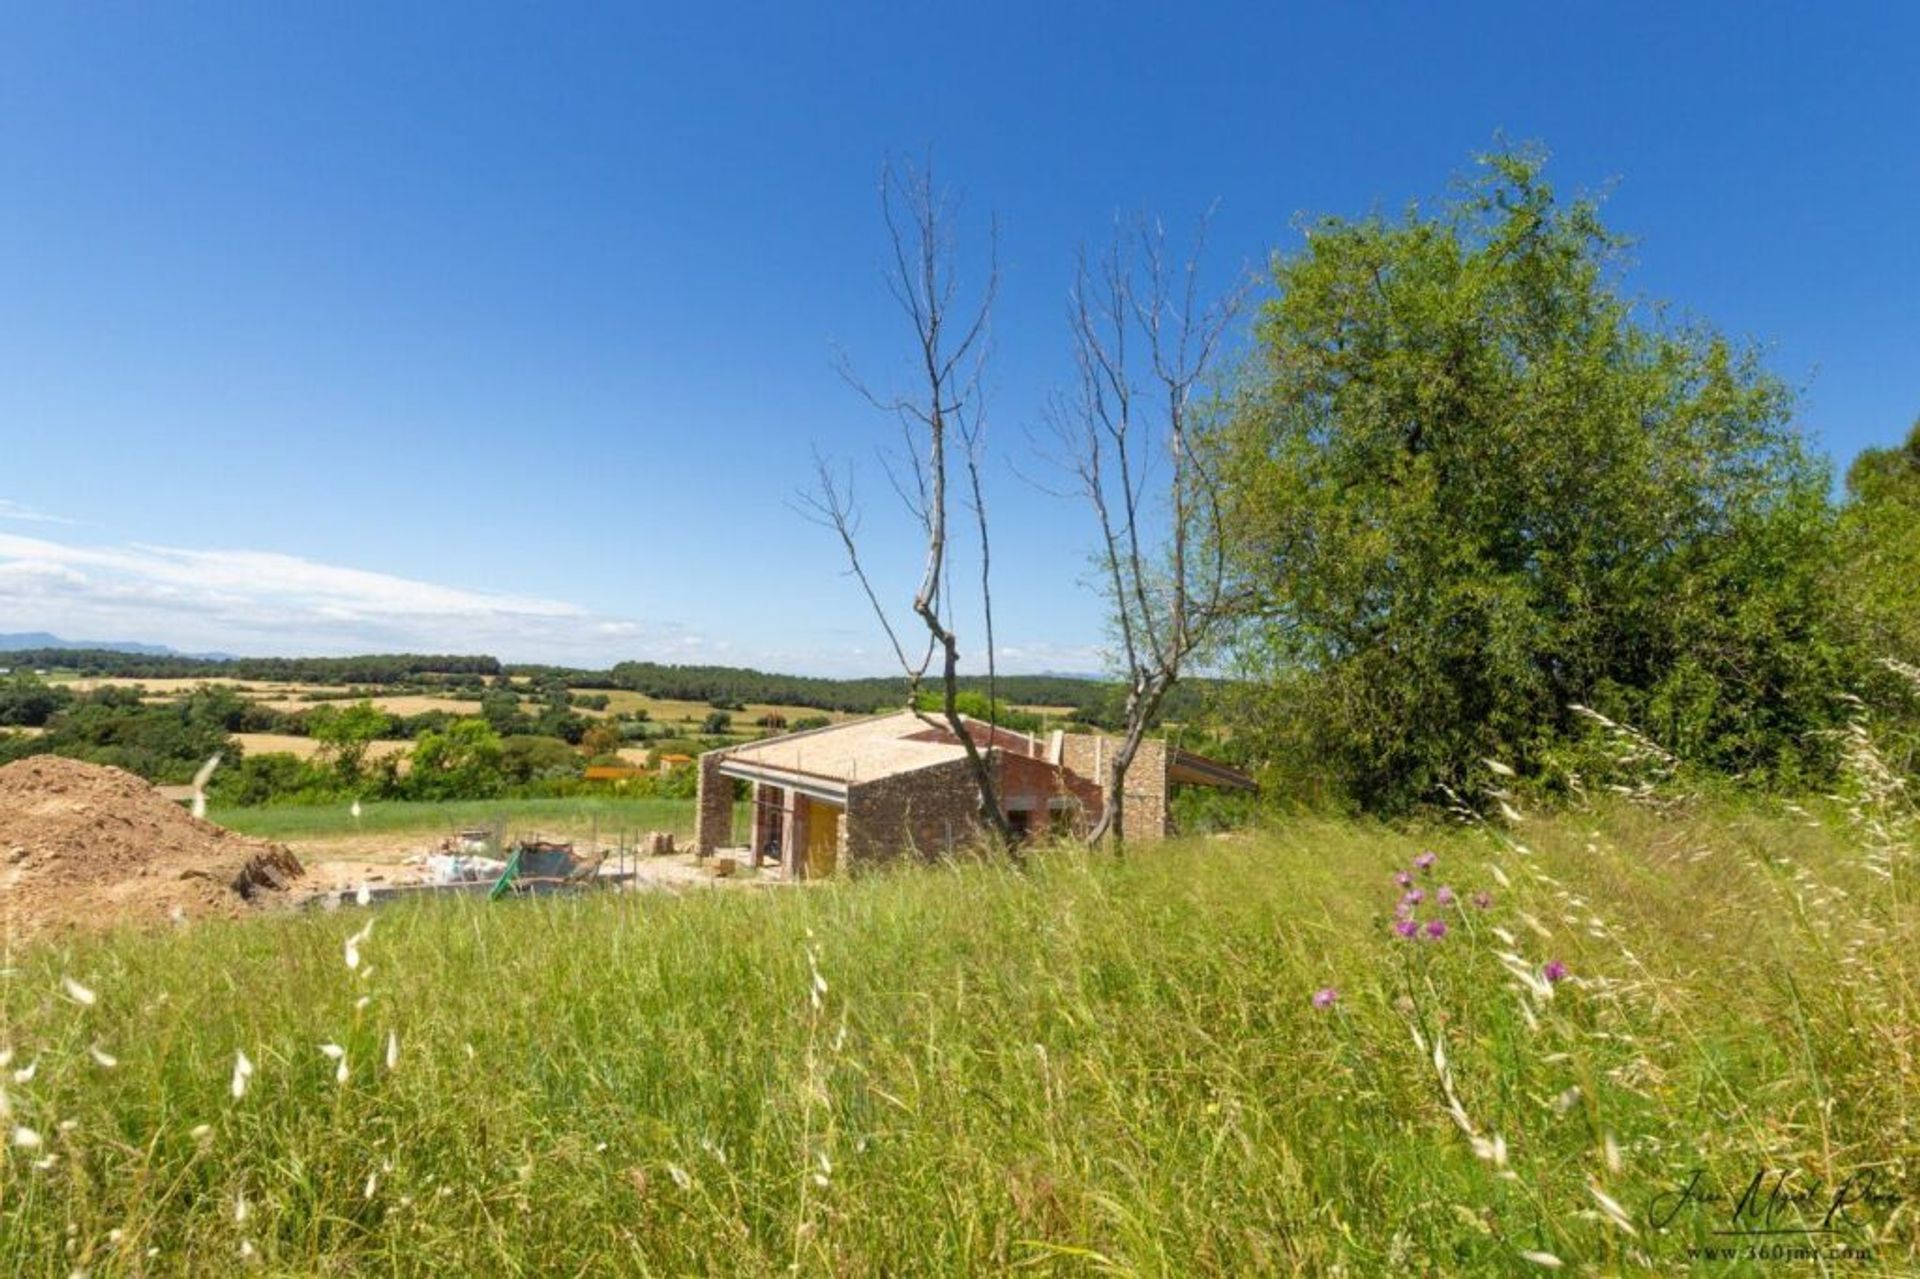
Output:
[
  {"xmin": 0, "ymin": 802, "xmax": 1913, "ymax": 1274},
  {"xmin": 210, "ymin": 795, "xmax": 707, "ymax": 844}
]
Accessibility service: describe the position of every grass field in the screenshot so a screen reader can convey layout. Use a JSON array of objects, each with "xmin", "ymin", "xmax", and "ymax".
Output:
[
  {"xmin": 1, "ymin": 799, "xmax": 1912, "ymax": 1273},
  {"xmin": 210, "ymin": 795, "xmax": 706, "ymax": 844}
]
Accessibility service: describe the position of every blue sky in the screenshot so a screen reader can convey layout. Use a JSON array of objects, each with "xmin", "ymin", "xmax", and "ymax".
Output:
[{"xmin": 0, "ymin": 4, "xmax": 1913, "ymax": 674}]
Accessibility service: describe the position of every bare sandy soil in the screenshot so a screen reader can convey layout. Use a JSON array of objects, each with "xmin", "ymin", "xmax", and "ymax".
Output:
[{"xmin": 0, "ymin": 757, "xmax": 304, "ymax": 939}]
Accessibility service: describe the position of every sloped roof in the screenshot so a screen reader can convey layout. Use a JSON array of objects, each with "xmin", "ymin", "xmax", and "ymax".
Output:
[
  {"xmin": 710, "ymin": 711, "xmax": 1255, "ymax": 794},
  {"xmin": 712, "ymin": 710, "xmax": 1036, "ymax": 787}
]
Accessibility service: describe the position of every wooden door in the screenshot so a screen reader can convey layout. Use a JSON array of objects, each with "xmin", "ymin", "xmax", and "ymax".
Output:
[{"xmin": 805, "ymin": 799, "xmax": 840, "ymax": 879}]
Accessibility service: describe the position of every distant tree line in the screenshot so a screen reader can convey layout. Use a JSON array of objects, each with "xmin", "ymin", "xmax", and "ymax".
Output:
[
  {"xmin": 523, "ymin": 661, "xmax": 1210, "ymax": 727},
  {"xmin": 0, "ymin": 647, "xmax": 1189, "ymax": 731},
  {"xmin": 0, "ymin": 650, "xmax": 502, "ymax": 684}
]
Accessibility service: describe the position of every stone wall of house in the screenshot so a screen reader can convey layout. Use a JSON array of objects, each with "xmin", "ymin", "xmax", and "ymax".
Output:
[
  {"xmin": 1122, "ymin": 737, "xmax": 1172, "ymax": 839},
  {"xmin": 1059, "ymin": 731, "xmax": 1103, "ymax": 787},
  {"xmin": 694, "ymin": 752, "xmax": 734, "ymax": 854},
  {"xmin": 843, "ymin": 756, "xmax": 983, "ymax": 867},
  {"xmin": 1058, "ymin": 732, "xmax": 1173, "ymax": 840}
]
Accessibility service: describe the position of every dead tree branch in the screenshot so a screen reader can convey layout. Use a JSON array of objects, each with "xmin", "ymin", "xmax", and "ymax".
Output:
[
  {"xmin": 1053, "ymin": 210, "xmax": 1250, "ymax": 848},
  {"xmin": 806, "ymin": 158, "xmax": 1013, "ymax": 847}
]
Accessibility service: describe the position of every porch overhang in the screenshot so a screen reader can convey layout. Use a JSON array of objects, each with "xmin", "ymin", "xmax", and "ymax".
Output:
[
  {"xmin": 714, "ymin": 758, "xmax": 850, "ymax": 805},
  {"xmin": 1169, "ymin": 750, "xmax": 1257, "ymax": 792}
]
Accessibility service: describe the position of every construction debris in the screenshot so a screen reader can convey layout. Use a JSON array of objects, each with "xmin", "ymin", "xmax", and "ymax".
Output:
[{"xmin": 423, "ymin": 853, "xmax": 507, "ymax": 885}]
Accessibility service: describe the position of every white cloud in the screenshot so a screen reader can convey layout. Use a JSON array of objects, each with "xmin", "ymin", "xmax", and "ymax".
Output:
[
  {"xmin": 0, "ymin": 499, "xmax": 75, "ymax": 526},
  {"xmin": 996, "ymin": 640, "xmax": 1108, "ymax": 676},
  {"xmin": 0, "ymin": 532, "xmax": 1108, "ymax": 677},
  {"xmin": 0, "ymin": 532, "xmax": 691, "ymax": 664}
]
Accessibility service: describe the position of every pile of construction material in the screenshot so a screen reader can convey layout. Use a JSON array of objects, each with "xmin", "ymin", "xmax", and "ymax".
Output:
[
  {"xmin": 0, "ymin": 756, "xmax": 304, "ymax": 939},
  {"xmin": 423, "ymin": 852, "xmax": 507, "ymax": 885}
]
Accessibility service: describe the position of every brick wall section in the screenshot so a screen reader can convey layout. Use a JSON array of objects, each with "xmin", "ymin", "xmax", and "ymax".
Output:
[
  {"xmin": 843, "ymin": 755, "xmax": 983, "ymax": 868},
  {"xmin": 694, "ymin": 752, "xmax": 734, "ymax": 854},
  {"xmin": 998, "ymin": 750, "xmax": 1103, "ymax": 832}
]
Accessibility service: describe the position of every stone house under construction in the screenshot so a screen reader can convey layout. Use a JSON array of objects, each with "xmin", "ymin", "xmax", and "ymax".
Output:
[{"xmin": 693, "ymin": 710, "xmax": 1255, "ymax": 878}]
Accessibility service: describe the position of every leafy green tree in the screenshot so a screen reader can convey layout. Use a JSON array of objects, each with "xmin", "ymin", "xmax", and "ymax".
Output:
[
  {"xmin": 700, "ymin": 710, "xmax": 733, "ymax": 736},
  {"xmin": 408, "ymin": 718, "xmax": 505, "ymax": 799},
  {"xmin": 479, "ymin": 688, "xmax": 524, "ymax": 734},
  {"xmin": 307, "ymin": 700, "xmax": 393, "ymax": 784},
  {"xmin": 210, "ymin": 752, "xmax": 335, "ymax": 806},
  {"xmin": 912, "ymin": 689, "xmax": 1042, "ymax": 735},
  {"xmin": 1215, "ymin": 148, "xmax": 1848, "ymax": 810},
  {"xmin": 0, "ymin": 673, "xmax": 71, "ymax": 727},
  {"xmin": 579, "ymin": 721, "xmax": 622, "ymax": 758},
  {"xmin": 1836, "ymin": 417, "xmax": 1920, "ymax": 666},
  {"xmin": 21, "ymin": 685, "xmax": 241, "ymax": 783},
  {"xmin": 501, "ymin": 734, "xmax": 585, "ymax": 784}
]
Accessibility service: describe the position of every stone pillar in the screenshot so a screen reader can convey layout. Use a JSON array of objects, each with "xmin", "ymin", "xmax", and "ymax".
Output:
[
  {"xmin": 694, "ymin": 753, "xmax": 733, "ymax": 855},
  {"xmin": 1124, "ymin": 739, "xmax": 1174, "ymax": 840}
]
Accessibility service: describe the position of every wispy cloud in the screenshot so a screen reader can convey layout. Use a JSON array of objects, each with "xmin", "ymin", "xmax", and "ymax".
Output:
[
  {"xmin": 0, "ymin": 531, "xmax": 1107, "ymax": 677},
  {"xmin": 0, "ymin": 532, "xmax": 690, "ymax": 664},
  {"xmin": 0, "ymin": 500, "xmax": 75, "ymax": 526},
  {"xmin": 997, "ymin": 640, "xmax": 1108, "ymax": 676}
]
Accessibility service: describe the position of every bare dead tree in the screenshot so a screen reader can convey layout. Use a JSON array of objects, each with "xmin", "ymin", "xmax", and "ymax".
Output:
[
  {"xmin": 1050, "ymin": 212, "xmax": 1249, "ymax": 849},
  {"xmin": 800, "ymin": 159, "xmax": 1014, "ymax": 846}
]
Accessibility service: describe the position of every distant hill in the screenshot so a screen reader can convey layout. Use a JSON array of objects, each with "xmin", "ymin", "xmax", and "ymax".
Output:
[{"xmin": 0, "ymin": 632, "xmax": 231, "ymax": 659}]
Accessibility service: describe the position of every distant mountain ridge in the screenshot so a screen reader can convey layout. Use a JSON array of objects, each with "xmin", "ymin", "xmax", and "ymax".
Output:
[{"xmin": 0, "ymin": 633, "xmax": 235, "ymax": 660}]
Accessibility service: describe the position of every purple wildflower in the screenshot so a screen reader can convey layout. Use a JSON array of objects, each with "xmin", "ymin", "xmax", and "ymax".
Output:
[
  {"xmin": 1424, "ymin": 918, "xmax": 1448, "ymax": 940},
  {"xmin": 1402, "ymin": 888, "xmax": 1425, "ymax": 906},
  {"xmin": 1472, "ymin": 891, "xmax": 1493, "ymax": 910},
  {"xmin": 1414, "ymin": 851, "xmax": 1437, "ymax": 873},
  {"xmin": 1435, "ymin": 885, "xmax": 1456, "ymax": 907},
  {"xmin": 1543, "ymin": 960, "xmax": 1568, "ymax": 983},
  {"xmin": 1312, "ymin": 987, "xmax": 1339, "ymax": 1010},
  {"xmin": 1394, "ymin": 871, "xmax": 1414, "ymax": 889},
  {"xmin": 1395, "ymin": 899, "xmax": 1415, "ymax": 919},
  {"xmin": 1393, "ymin": 918, "xmax": 1419, "ymax": 939}
]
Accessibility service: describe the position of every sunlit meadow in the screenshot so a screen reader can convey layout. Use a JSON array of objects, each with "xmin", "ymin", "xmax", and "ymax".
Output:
[{"xmin": 0, "ymin": 793, "xmax": 1914, "ymax": 1274}]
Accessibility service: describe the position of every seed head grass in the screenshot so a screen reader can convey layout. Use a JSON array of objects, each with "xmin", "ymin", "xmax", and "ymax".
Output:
[{"xmin": 0, "ymin": 799, "xmax": 1912, "ymax": 1273}]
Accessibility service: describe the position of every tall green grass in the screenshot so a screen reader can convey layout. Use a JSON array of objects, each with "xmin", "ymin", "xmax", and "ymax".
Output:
[{"xmin": 0, "ymin": 801, "xmax": 1912, "ymax": 1273}]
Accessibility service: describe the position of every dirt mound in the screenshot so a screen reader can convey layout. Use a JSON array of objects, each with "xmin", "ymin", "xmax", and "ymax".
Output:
[{"xmin": 0, "ymin": 756, "xmax": 304, "ymax": 940}]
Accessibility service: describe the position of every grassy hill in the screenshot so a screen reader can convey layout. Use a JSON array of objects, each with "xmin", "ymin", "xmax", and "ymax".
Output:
[{"xmin": 1, "ymin": 800, "xmax": 1912, "ymax": 1273}]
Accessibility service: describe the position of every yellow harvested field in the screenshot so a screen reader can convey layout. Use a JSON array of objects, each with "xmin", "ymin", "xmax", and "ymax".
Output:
[
  {"xmin": 56, "ymin": 676, "xmax": 335, "ymax": 696},
  {"xmin": 358, "ymin": 695, "xmax": 482, "ymax": 716},
  {"xmin": 33, "ymin": 673, "xmax": 853, "ymax": 737},
  {"xmin": 250, "ymin": 694, "xmax": 481, "ymax": 716},
  {"xmin": 574, "ymin": 688, "xmax": 856, "ymax": 727},
  {"xmin": 235, "ymin": 733, "xmax": 412, "ymax": 761}
]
